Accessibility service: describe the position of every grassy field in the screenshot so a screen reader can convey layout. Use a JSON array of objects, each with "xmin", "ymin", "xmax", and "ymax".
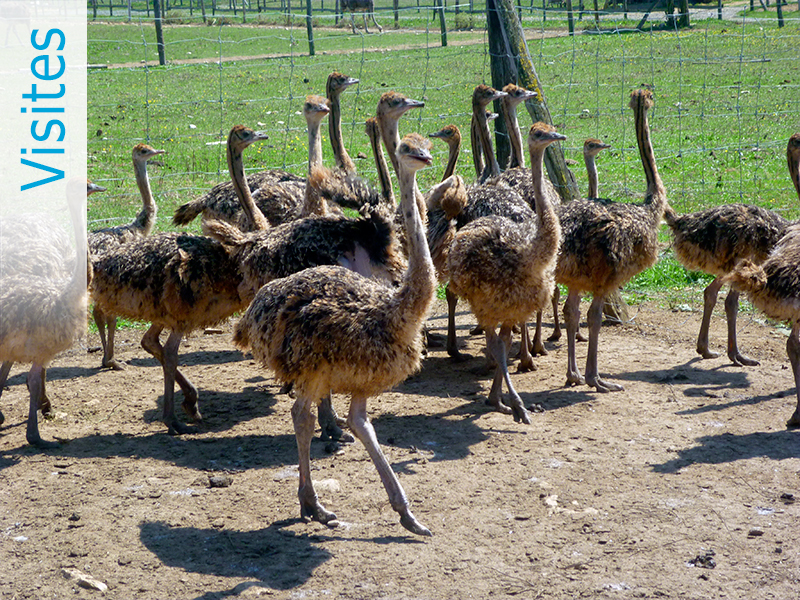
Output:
[{"xmin": 87, "ymin": 10, "xmax": 800, "ymax": 301}]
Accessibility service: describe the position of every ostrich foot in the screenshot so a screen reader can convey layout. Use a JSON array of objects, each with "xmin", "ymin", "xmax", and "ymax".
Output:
[
  {"xmin": 28, "ymin": 435, "xmax": 59, "ymax": 449},
  {"xmin": 300, "ymin": 497, "xmax": 337, "ymax": 525},
  {"xmin": 40, "ymin": 395, "xmax": 52, "ymax": 416},
  {"xmin": 730, "ymin": 351, "xmax": 759, "ymax": 367},
  {"xmin": 103, "ymin": 358, "xmax": 126, "ymax": 371},
  {"xmin": 587, "ymin": 376, "xmax": 624, "ymax": 393},
  {"xmin": 318, "ymin": 397, "xmax": 354, "ymax": 443},
  {"xmin": 697, "ymin": 344, "xmax": 720, "ymax": 360},
  {"xmin": 280, "ymin": 381, "xmax": 296, "ymax": 397},
  {"xmin": 399, "ymin": 509, "xmax": 432, "ymax": 537},
  {"xmin": 425, "ymin": 330, "xmax": 446, "ymax": 348},
  {"xmin": 516, "ymin": 355, "xmax": 537, "ymax": 373},
  {"xmin": 470, "ymin": 325, "xmax": 484, "ymax": 336},
  {"xmin": 576, "ymin": 331, "xmax": 588, "ymax": 343},
  {"xmin": 547, "ymin": 329, "xmax": 561, "ymax": 342},
  {"xmin": 507, "ymin": 399, "xmax": 531, "ymax": 425},
  {"xmin": 485, "ymin": 395, "xmax": 513, "ymax": 416},
  {"xmin": 0, "ymin": 409, "xmax": 4, "ymax": 426},
  {"xmin": 786, "ymin": 410, "xmax": 800, "ymax": 429},
  {"xmin": 447, "ymin": 347, "xmax": 471, "ymax": 363},
  {"xmin": 565, "ymin": 369, "xmax": 585, "ymax": 387},
  {"xmin": 166, "ymin": 418, "xmax": 194, "ymax": 436}
]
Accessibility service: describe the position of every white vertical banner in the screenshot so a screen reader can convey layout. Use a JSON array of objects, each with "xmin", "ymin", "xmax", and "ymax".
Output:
[{"xmin": 0, "ymin": 0, "xmax": 87, "ymax": 278}]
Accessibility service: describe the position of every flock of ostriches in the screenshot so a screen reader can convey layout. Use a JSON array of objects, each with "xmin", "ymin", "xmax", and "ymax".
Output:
[{"xmin": 2, "ymin": 72, "xmax": 800, "ymax": 537}]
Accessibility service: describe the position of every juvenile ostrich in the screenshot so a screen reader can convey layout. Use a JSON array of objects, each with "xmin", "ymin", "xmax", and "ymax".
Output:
[
  {"xmin": 446, "ymin": 123, "xmax": 563, "ymax": 424},
  {"xmin": 234, "ymin": 133, "xmax": 436, "ymax": 536},
  {"xmin": 724, "ymin": 135, "xmax": 800, "ymax": 427},
  {"xmin": 664, "ymin": 135, "xmax": 800, "ymax": 365},
  {"xmin": 89, "ymin": 144, "xmax": 165, "ymax": 371},
  {"xmin": 429, "ymin": 104, "xmax": 537, "ymax": 364},
  {"xmin": 340, "ymin": 0, "xmax": 382, "ymax": 34},
  {"xmin": 90, "ymin": 127, "xmax": 273, "ymax": 435},
  {"xmin": 327, "ymin": 72, "xmax": 359, "ymax": 174},
  {"xmin": 558, "ymin": 89, "xmax": 670, "ymax": 393},
  {"xmin": 545, "ymin": 138, "xmax": 611, "ymax": 345},
  {"xmin": 0, "ymin": 181, "xmax": 105, "ymax": 417},
  {"xmin": 172, "ymin": 92, "xmax": 382, "ymax": 231},
  {"xmin": 0, "ymin": 179, "xmax": 89, "ymax": 447}
]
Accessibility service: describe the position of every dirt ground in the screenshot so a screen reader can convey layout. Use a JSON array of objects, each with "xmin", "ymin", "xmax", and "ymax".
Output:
[{"xmin": 1, "ymin": 296, "xmax": 798, "ymax": 600}]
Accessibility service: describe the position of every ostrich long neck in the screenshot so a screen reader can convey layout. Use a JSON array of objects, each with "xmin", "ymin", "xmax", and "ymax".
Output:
[
  {"xmin": 132, "ymin": 158, "xmax": 157, "ymax": 236},
  {"xmin": 379, "ymin": 115, "xmax": 401, "ymax": 178},
  {"xmin": 328, "ymin": 92, "xmax": 355, "ymax": 173},
  {"xmin": 789, "ymin": 140, "xmax": 800, "ymax": 201},
  {"xmin": 307, "ymin": 116, "xmax": 324, "ymax": 173},
  {"xmin": 228, "ymin": 140, "xmax": 269, "ymax": 231},
  {"xmin": 367, "ymin": 120, "xmax": 394, "ymax": 205},
  {"xmin": 585, "ymin": 152, "xmax": 600, "ymax": 199},
  {"xmin": 442, "ymin": 136, "xmax": 460, "ymax": 182},
  {"xmin": 529, "ymin": 143, "xmax": 560, "ymax": 263},
  {"xmin": 503, "ymin": 99, "xmax": 525, "ymax": 170},
  {"xmin": 469, "ymin": 114, "xmax": 485, "ymax": 179},
  {"xmin": 390, "ymin": 162, "xmax": 436, "ymax": 339},
  {"xmin": 476, "ymin": 105, "xmax": 499, "ymax": 181},
  {"xmin": 633, "ymin": 97, "xmax": 668, "ymax": 221}
]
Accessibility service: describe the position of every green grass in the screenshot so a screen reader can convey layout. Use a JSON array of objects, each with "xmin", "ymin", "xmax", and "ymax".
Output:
[{"xmin": 87, "ymin": 14, "xmax": 800, "ymax": 300}]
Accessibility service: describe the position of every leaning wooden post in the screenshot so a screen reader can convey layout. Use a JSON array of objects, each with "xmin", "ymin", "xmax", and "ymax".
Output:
[
  {"xmin": 487, "ymin": 0, "xmax": 579, "ymax": 203},
  {"xmin": 306, "ymin": 0, "xmax": 315, "ymax": 55}
]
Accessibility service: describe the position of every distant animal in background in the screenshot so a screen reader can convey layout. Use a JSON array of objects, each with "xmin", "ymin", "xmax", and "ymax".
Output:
[{"xmin": 339, "ymin": 0, "xmax": 383, "ymax": 33}]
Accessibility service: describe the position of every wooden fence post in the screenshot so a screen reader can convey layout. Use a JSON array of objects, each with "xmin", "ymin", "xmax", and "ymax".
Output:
[
  {"xmin": 486, "ymin": 0, "xmax": 580, "ymax": 203},
  {"xmin": 306, "ymin": 0, "xmax": 315, "ymax": 55},
  {"xmin": 153, "ymin": 0, "xmax": 166, "ymax": 65}
]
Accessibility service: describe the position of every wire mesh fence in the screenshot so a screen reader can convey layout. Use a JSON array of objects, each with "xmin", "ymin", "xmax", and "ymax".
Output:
[{"xmin": 85, "ymin": 2, "xmax": 800, "ymax": 242}]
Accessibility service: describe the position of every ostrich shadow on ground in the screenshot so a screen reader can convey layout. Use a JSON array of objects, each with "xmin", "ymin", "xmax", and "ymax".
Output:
[
  {"xmin": 650, "ymin": 428, "xmax": 800, "ymax": 473},
  {"xmin": 125, "ymin": 347, "xmax": 246, "ymax": 370},
  {"xmin": 611, "ymin": 357, "xmax": 754, "ymax": 390},
  {"xmin": 140, "ymin": 519, "xmax": 331, "ymax": 596}
]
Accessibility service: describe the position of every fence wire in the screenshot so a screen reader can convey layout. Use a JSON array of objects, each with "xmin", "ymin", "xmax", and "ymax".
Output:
[{"xmin": 86, "ymin": 3, "xmax": 800, "ymax": 238}]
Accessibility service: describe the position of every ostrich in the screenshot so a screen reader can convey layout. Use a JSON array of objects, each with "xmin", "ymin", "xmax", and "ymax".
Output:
[
  {"xmin": 340, "ymin": 0, "xmax": 382, "ymax": 34},
  {"xmin": 0, "ymin": 181, "xmax": 105, "ymax": 418},
  {"xmin": 172, "ymin": 92, "xmax": 383, "ymax": 232},
  {"xmin": 664, "ymin": 135, "xmax": 800, "ymax": 366},
  {"xmin": 428, "ymin": 99, "xmax": 538, "ymax": 365},
  {"xmin": 327, "ymin": 72, "xmax": 359, "ymax": 174},
  {"xmin": 446, "ymin": 123, "xmax": 563, "ymax": 424},
  {"xmin": 545, "ymin": 138, "xmax": 612, "ymax": 345},
  {"xmin": 375, "ymin": 91, "xmax": 425, "ymax": 194},
  {"xmin": 233, "ymin": 133, "xmax": 436, "ymax": 536},
  {"xmin": 429, "ymin": 123, "xmax": 461, "ymax": 182},
  {"xmin": 0, "ymin": 178, "xmax": 90, "ymax": 447},
  {"xmin": 89, "ymin": 143, "xmax": 165, "ymax": 371},
  {"xmin": 723, "ymin": 135, "xmax": 800, "ymax": 427},
  {"xmin": 558, "ymin": 89, "xmax": 670, "ymax": 393}
]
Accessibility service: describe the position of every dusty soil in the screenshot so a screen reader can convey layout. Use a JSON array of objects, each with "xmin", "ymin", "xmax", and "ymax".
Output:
[{"xmin": 1, "ymin": 297, "xmax": 798, "ymax": 600}]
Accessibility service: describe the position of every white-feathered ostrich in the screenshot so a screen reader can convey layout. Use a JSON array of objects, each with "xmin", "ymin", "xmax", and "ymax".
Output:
[
  {"xmin": 0, "ymin": 181, "xmax": 105, "ymax": 421},
  {"xmin": 664, "ymin": 135, "xmax": 800, "ymax": 366},
  {"xmin": 558, "ymin": 89, "xmax": 671, "ymax": 393},
  {"xmin": 446, "ymin": 123, "xmax": 563, "ymax": 423},
  {"xmin": 234, "ymin": 133, "xmax": 436, "ymax": 536},
  {"xmin": 0, "ymin": 179, "xmax": 90, "ymax": 447},
  {"xmin": 89, "ymin": 143, "xmax": 165, "ymax": 371}
]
